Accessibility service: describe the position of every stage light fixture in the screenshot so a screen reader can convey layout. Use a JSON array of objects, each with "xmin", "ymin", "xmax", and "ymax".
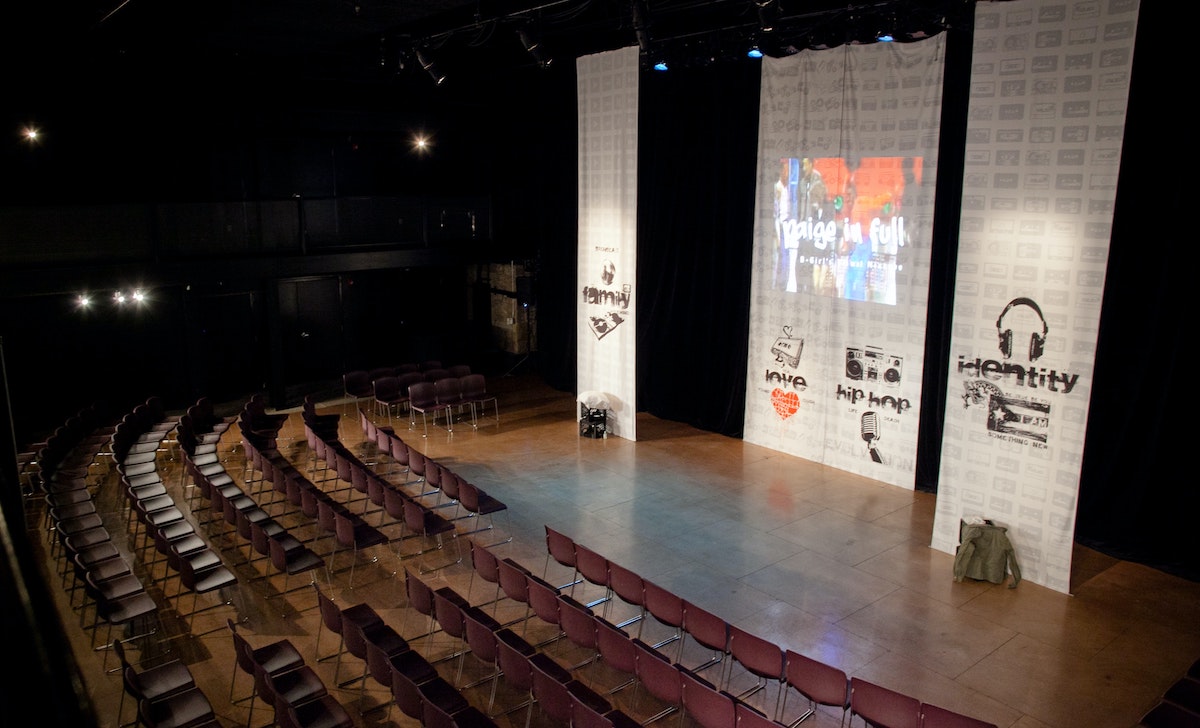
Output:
[
  {"xmin": 416, "ymin": 49, "xmax": 446, "ymax": 85},
  {"xmin": 631, "ymin": 0, "xmax": 653, "ymax": 53},
  {"xmin": 77, "ymin": 293, "xmax": 91, "ymax": 308},
  {"xmin": 518, "ymin": 28, "xmax": 553, "ymax": 68},
  {"xmin": 756, "ymin": 0, "xmax": 781, "ymax": 33}
]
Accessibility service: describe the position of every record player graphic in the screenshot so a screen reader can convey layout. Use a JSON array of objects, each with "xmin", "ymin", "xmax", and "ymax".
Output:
[{"xmin": 771, "ymin": 326, "xmax": 804, "ymax": 368}]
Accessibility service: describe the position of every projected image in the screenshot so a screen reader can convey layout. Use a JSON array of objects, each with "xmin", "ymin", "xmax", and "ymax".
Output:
[{"xmin": 771, "ymin": 156, "xmax": 921, "ymax": 304}]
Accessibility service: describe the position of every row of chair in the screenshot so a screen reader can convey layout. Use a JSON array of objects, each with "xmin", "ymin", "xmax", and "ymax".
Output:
[
  {"xmin": 113, "ymin": 638, "xmax": 221, "ymax": 728},
  {"xmin": 407, "ymin": 543, "xmax": 760, "ymax": 728},
  {"xmin": 177, "ymin": 398, "xmax": 327, "ymax": 604},
  {"xmin": 119, "ymin": 402, "xmax": 239, "ymax": 637},
  {"xmin": 304, "ymin": 413, "xmax": 464, "ymax": 579},
  {"xmin": 49, "ymin": 404, "xmax": 166, "ymax": 672},
  {"xmin": 312, "ymin": 580, "xmax": 498, "ymax": 726},
  {"xmin": 344, "ymin": 361, "xmax": 465, "ymax": 415},
  {"xmin": 357, "ymin": 407, "xmax": 512, "ymax": 547},
  {"xmin": 538, "ymin": 526, "xmax": 998, "ymax": 728},
  {"xmin": 228, "ymin": 618, "xmax": 355, "ymax": 728}
]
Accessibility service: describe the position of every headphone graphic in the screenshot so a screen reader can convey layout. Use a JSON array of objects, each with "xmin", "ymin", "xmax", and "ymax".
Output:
[{"xmin": 996, "ymin": 297, "xmax": 1048, "ymax": 361}]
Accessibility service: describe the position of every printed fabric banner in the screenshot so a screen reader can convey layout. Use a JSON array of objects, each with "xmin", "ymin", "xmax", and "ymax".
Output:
[
  {"xmin": 577, "ymin": 46, "xmax": 639, "ymax": 441},
  {"xmin": 744, "ymin": 37, "xmax": 946, "ymax": 488},
  {"xmin": 931, "ymin": 0, "xmax": 1140, "ymax": 593}
]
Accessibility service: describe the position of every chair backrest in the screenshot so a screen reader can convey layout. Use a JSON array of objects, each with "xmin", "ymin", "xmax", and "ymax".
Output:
[
  {"xmin": 405, "ymin": 568, "xmax": 436, "ymax": 618},
  {"xmin": 345, "ymin": 371, "xmax": 372, "ymax": 397},
  {"xmin": 530, "ymin": 653, "xmax": 579, "ymax": 723},
  {"xmin": 679, "ymin": 666, "xmax": 737, "ymax": 728},
  {"xmin": 433, "ymin": 586, "xmax": 470, "ymax": 640},
  {"xmin": 575, "ymin": 543, "xmax": 610, "ymax": 589},
  {"xmin": 368, "ymin": 367, "xmax": 395, "ymax": 382},
  {"xmin": 313, "ymin": 583, "xmax": 343, "ymax": 636},
  {"xmin": 373, "ymin": 375, "xmax": 400, "ymax": 400},
  {"xmin": 333, "ymin": 510, "xmax": 357, "ymax": 548},
  {"xmin": 727, "ymin": 624, "xmax": 784, "ymax": 682},
  {"xmin": 545, "ymin": 525, "xmax": 577, "ymax": 569},
  {"xmin": 463, "ymin": 604, "xmax": 503, "ymax": 666},
  {"xmin": 734, "ymin": 701, "xmax": 781, "ymax": 728},
  {"xmin": 526, "ymin": 573, "xmax": 563, "ymax": 627},
  {"xmin": 850, "ymin": 677, "xmax": 921, "ymax": 728},
  {"xmin": 595, "ymin": 616, "xmax": 638, "ymax": 675},
  {"xmin": 497, "ymin": 557, "xmax": 532, "ymax": 604},
  {"xmin": 471, "ymin": 539, "xmax": 501, "ymax": 585},
  {"xmin": 397, "ymin": 371, "xmax": 425, "ymax": 394},
  {"xmin": 459, "ymin": 373, "xmax": 485, "ymax": 398},
  {"xmin": 458, "ymin": 479, "xmax": 484, "ymax": 514},
  {"xmin": 495, "ymin": 628, "xmax": 537, "ymax": 692},
  {"xmin": 447, "ymin": 364, "xmax": 472, "ymax": 378},
  {"xmin": 784, "ymin": 649, "xmax": 849, "ymax": 712},
  {"xmin": 423, "ymin": 368, "xmax": 450, "ymax": 382},
  {"xmin": 408, "ymin": 381, "xmax": 438, "ymax": 409},
  {"xmin": 389, "ymin": 434, "xmax": 410, "ymax": 466},
  {"xmin": 558, "ymin": 593, "xmax": 600, "ymax": 652},
  {"xmin": 384, "ymin": 486, "xmax": 409, "ymax": 522},
  {"xmin": 408, "ymin": 448, "xmax": 427, "ymax": 479},
  {"xmin": 682, "ymin": 600, "xmax": 730, "ymax": 654},
  {"xmin": 633, "ymin": 638, "xmax": 683, "ymax": 705},
  {"xmin": 440, "ymin": 467, "xmax": 463, "ymax": 501},
  {"xmin": 434, "ymin": 377, "xmax": 463, "ymax": 404},
  {"xmin": 227, "ymin": 619, "xmax": 256, "ymax": 678},
  {"xmin": 607, "ymin": 560, "xmax": 644, "ymax": 608},
  {"xmin": 643, "ymin": 579, "xmax": 684, "ymax": 629},
  {"xmin": 919, "ymin": 703, "xmax": 998, "ymax": 728}
]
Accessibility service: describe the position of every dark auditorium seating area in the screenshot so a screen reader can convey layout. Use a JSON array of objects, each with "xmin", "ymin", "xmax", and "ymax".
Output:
[{"xmin": 15, "ymin": 374, "xmax": 1200, "ymax": 728}]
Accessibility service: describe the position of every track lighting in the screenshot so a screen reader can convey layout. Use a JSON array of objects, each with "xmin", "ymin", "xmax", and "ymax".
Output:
[
  {"xmin": 518, "ymin": 28, "xmax": 553, "ymax": 68},
  {"xmin": 416, "ymin": 49, "xmax": 446, "ymax": 85}
]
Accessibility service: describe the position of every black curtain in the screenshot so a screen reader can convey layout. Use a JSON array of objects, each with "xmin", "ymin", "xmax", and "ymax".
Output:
[
  {"xmin": 636, "ymin": 60, "xmax": 762, "ymax": 436},
  {"xmin": 1074, "ymin": 1, "xmax": 1197, "ymax": 582},
  {"xmin": 533, "ymin": 2, "xmax": 1197, "ymax": 582}
]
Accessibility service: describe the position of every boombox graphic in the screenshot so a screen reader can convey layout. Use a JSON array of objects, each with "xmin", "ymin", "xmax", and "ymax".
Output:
[{"xmin": 846, "ymin": 346, "xmax": 903, "ymax": 386}]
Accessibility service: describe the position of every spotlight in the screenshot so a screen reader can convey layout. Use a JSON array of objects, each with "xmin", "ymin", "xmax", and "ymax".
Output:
[
  {"xmin": 114, "ymin": 291, "xmax": 126, "ymax": 305},
  {"xmin": 77, "ymin": 293, "xmax": 91, "ymax": 308},
  {"xmin": 132, "ymin": 289, "xmax": 145, "ymax": 303},
  {"xmin": 416, "ymin": 49, "xmax": 446, "ymax": 85},
  {"xmin": 756, "ymin": 0, "xmax": 781, "ymax": 33},
  {"xmin": 518, "ymin": 28, "xmax": 553, "ymax": 68}
]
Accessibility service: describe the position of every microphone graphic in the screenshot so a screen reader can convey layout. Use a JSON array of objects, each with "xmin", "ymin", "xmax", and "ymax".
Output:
[{"xmin": 861, "ymin": 411, "xmax": 883, "ymax": 463}]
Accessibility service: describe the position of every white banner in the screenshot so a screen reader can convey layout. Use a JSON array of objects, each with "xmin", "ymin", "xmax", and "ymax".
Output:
[
  {"xmin": 931, "ymin": 0, "xmax": 1140, "ymax": 593},
  {"xmin": 577, "ymin": 47, "xmax": 639, "ymax": 441},
  {"xmin": 744, "ymin": 38, "xmax": 947, "ymax": 488}
]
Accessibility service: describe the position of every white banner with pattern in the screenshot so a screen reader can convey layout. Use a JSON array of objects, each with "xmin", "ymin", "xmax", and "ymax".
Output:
[
  {"xmin": 931, "ymin": 0, "xmax": 1140, "ymax": 593},
  {"xmin": 577, "ymin": 47, "xmax": 640, "ymax": 441}
]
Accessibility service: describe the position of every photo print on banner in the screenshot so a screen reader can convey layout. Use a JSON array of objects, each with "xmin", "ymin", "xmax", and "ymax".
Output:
[
  {"xmin": 958, "ymin": 297, "xmax": 1080, "ymax": 448},
  {"xmin": 583, "ymin": 255, "xmax": 630, "ymax": 340}
]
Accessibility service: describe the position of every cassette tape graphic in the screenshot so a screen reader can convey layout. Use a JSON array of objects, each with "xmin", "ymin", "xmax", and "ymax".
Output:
[{"xmin": 771, "ymin": 326, "xmax": 804, "ymax": 369}]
